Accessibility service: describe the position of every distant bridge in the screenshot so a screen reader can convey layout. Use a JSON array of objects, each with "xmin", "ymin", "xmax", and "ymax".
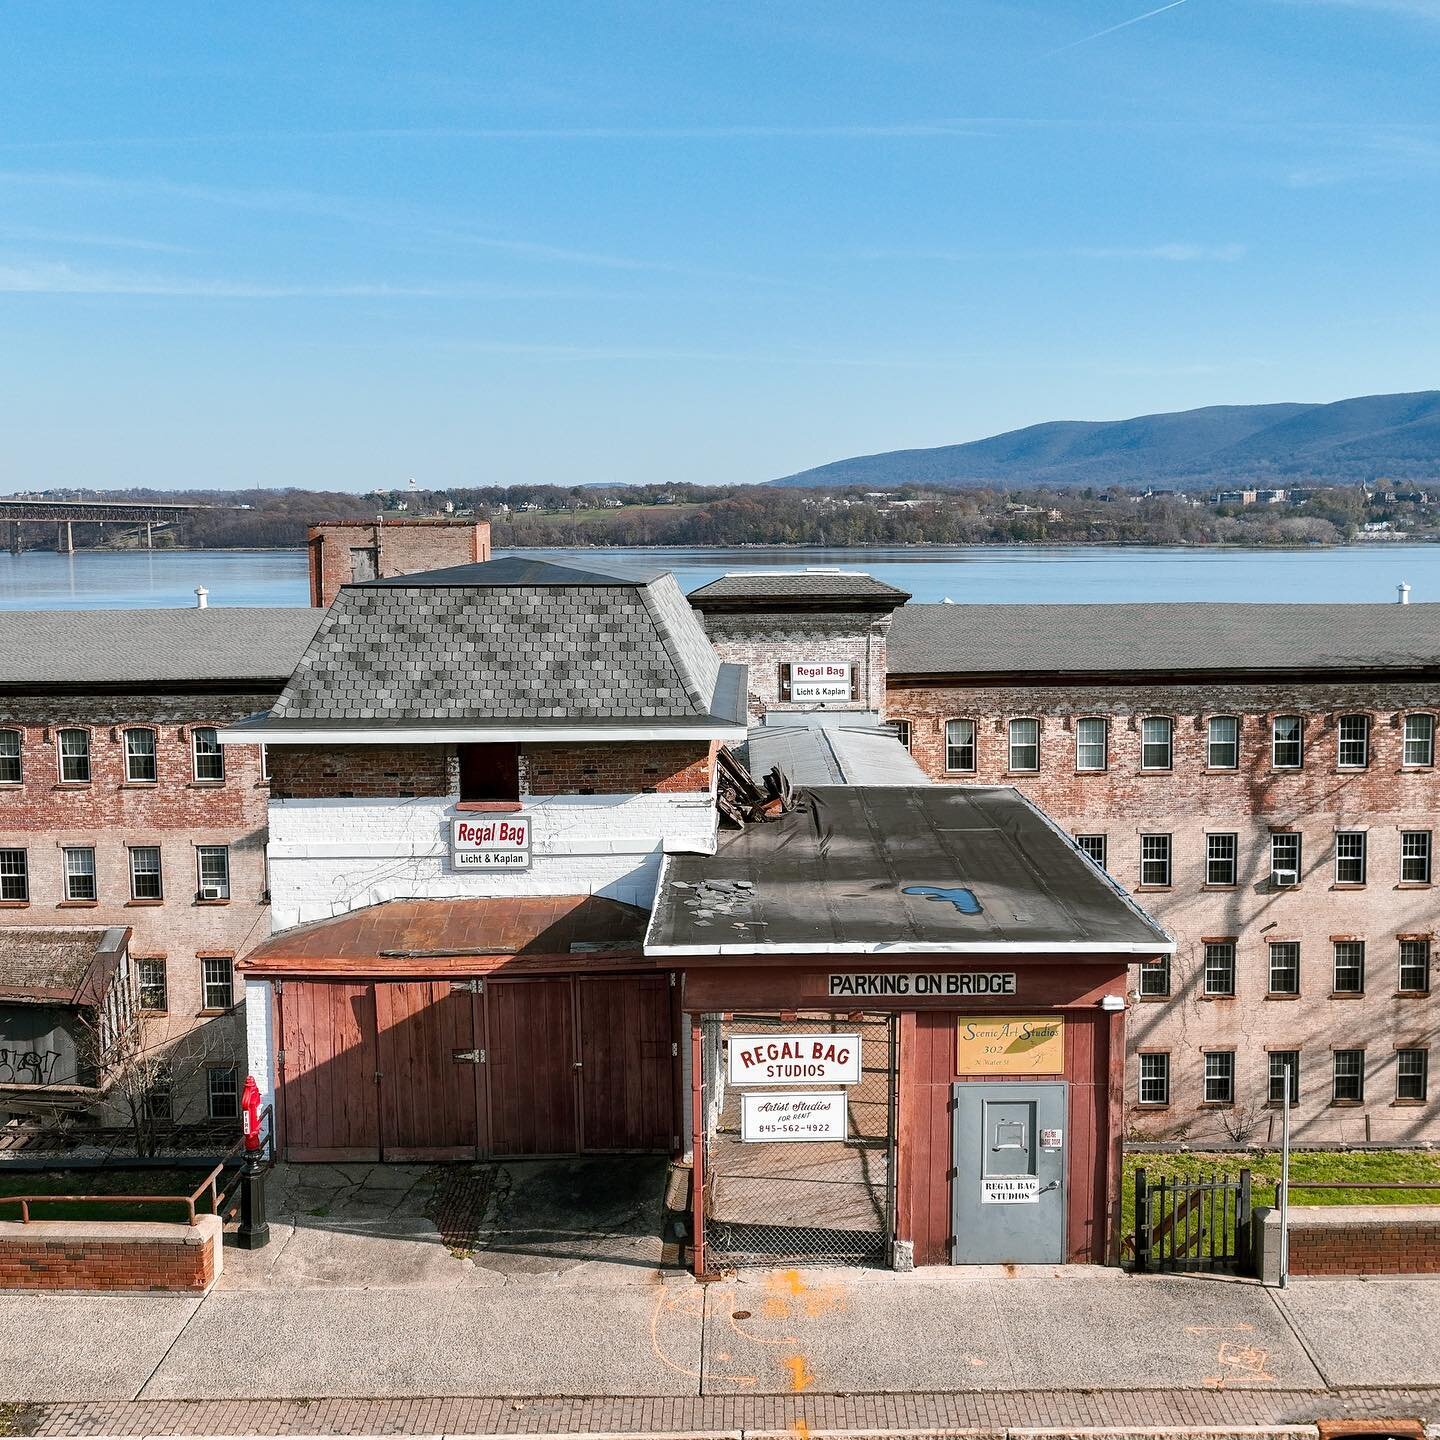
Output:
[{"xmin": 0, "ymin": 498, "xmax": 236, "ymax": 553}]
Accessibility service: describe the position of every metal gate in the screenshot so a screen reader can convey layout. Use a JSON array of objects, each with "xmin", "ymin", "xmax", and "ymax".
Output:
[
  {"xmin": 1132, "ymin": 1167, "xmax": 1254, "ymax": 1274},
  {"xmin": 700, "ymin": 1012, "xmax": 897, "ymax": 1268}
]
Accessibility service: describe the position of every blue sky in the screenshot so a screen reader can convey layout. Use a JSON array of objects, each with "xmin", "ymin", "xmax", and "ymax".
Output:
[{"xmin": 0, "ymin": 1, "xmax": 1437, "ymax": 491}]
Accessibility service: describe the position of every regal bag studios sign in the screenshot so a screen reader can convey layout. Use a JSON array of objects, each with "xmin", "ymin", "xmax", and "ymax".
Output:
[{"xmin": 450, "ymin": 814, "xmax": 532, "ymax": 870}]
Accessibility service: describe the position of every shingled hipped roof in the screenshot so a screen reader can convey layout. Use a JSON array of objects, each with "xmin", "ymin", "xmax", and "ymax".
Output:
[
  {"xmin": 689, "ymin": 569, "xmax": 910, "ymax": 611},
  {"xmin": 254, "ymin": 556, "xmax": 744, "ymax": 731}
]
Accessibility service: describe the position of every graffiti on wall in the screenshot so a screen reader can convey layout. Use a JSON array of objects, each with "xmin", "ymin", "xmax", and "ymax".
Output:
[{"xmin": 0, "ymin": 1047, "xmax": 64, "ymax": 1085}]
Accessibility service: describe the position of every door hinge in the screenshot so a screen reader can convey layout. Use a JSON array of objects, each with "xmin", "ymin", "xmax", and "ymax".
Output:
[
  {"xmin": 275, "ymin": 1049, "xmax": 286, "ymax": 1069},
  {"xmin": 273, "ymin": 979, "xmax": 284, "ymax": 995},
  {"xmin": 451, "ymin": 979, "xmax": 484, "ymax": 994},
  {"xmin": 671, "ymin": 1041, "xmax": 679, "ymax": 1058},
  {"xmin": 669, "ymin": 971, "xmax": 677, "ymax": 987},
  {"xmin": 671, "ymin": 1134, "xmax": 681, "ymax": 1150},
  {"xmin": 452, "ymin": 1048, "xmax": 485, "ymax": 1064}
]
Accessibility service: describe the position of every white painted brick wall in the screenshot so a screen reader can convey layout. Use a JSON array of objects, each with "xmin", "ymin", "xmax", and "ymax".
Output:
[
  {"xmin": 244, "ymin": 978, "xmax": 275, "ymax": 1106},
  {"xmin": 267, "ymin": 791, "xmax": 716, "ymax": 930}
]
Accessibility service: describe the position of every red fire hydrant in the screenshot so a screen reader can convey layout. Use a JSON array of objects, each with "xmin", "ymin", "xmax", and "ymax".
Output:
[
  {"xmin": 241, "ymin": 1074, "xmax": 262, "ymax": 1151},
  {"xmin": 237, "ymin": 1075, "xmax": 270, "ymax": 1249}
]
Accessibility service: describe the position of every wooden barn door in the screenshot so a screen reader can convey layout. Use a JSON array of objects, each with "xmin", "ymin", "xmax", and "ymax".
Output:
[
  {"xmin": 375, "ymin": 981, "xmax": 482, "ymax": 1161},
  {"xmin": 484, "ymin": 977, "xmax": 579, "ymax": 1155},
  {"xmin": 577, "ymin": 975, "xmax": 676, "ymax": 1151},
  {"xmin": 277, "ymin": 981, "xmax": 380, "ymax": 1162}
]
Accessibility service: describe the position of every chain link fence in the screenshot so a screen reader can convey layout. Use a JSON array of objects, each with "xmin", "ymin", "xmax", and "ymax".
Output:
[{"xmin": 700, "ymin": 1012, "xmax": 897, "ymax": 1268}]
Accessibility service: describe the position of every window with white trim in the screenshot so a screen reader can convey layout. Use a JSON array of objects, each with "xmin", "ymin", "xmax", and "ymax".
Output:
[
  {"xmin": 1399, "ymin": 938, "xmax": 1431, "ymax": 994},
  {"xmin": 62, "ymin": 846, "xmax": 96, "ymax": 901},
  {"xmin": 136, "ymin": 957, "xmax": 168, "ymax": 1013},
  {"xmin": 207, "ymin": 1064, "xmax": 240, "ymax": 1120},
  {"xmin": 0, "ymin": 848, "xmax": 28, "ymax": 902},
  {"xmin": 1139, "ymin": 956, "xmax": 1171, "ymax": 998},
  {"xmin": 1075, "ymin": 833, "xmax": 1107, "ymax": 870},
  {"xmin": 1404, "ymin": 713, "xmax": 1435, "ymax": 767},
  {"xmin": 1337, "ymin": 714, "xmax": 1370, "ymax": 769},
  {"xmin": 1397, "ymin": 1048, "xmax": 1429, "ymax": 1102},
  {"xmin": 196, "ymin": 845, "xmax": 230, "ymax": 900},
  {"xmin": 0, "ymin": 730, "xmax": 20, "ymax": 785},
  {"xmin": 944, "ymin": 719, "xmax": 976, "ymax": 774},
  {"xmin": 201, "ymin": 955, "xmax": 234, "ymax": 1012},
  {"xmin": 891, "ymin": 720, "xmax": 911, "ymax": 752},
  {"xmin": 1334, "ymin": 831, "xmax": 1366, "ymax": 885},
  {"xmin": 129, "ymin": 846, "xmax": 162, "ymax": 901},
  {"xmin": 192, "ymin": 727, "xmax": 224, "ymax": 783},
  {"xmin": 1206, "ymin": 832, "xmax": 1237, "ymax": 886},
  {"xmin": 1268, "ymin": 940, "xmax": 1300, "ymax": 995},
  {"xmin": 1270, "ymin": 831, "xmax": 1302, "ymax": 886},
  {"xmin": 1268, "ymin": 1051, "xmax": 1300, "ymax": 1106},
  {"xmin": 1332, "ymin": 1049, "xmax": 1364, "ymax": 1103},
  {"xmin": 1401, "ymin": 830, "xmax": 1432, "ymax": 884},
  {"xmin": 124, "ymin": 728, "xmax": 157, "ymax": 783},
  {"xmin": 1138, "ymin": 1053, "xmax": 1170, "ymax": 1106},
  {"xmin": 1332, "ymin": 940, "xmax": 1365, "ymax": 994},
  {"xmin": 1206, "ymin": 715, "xmax": 1238, "ymax": 769},
  {"xmin": 58, "ymin": 728, "xmax": 90, "ymax": 783},
  {"xmin": 1271, "ymin": 714, "xmax": 1303, "ymax": 769},
  {"xmin": 1204, "ymin": 1051, "xmax": 1235, "ymax": 1104},
  {"xmin": 1140, "ymin": 833, "xmax": 1171, "ymax": 886},
  {"xmin": 1141, "ymin": 716, "xmax": 1172, "ymax": 770},
  {"xmin": 1203, "ymin": 941, "xmax": 1236, "ymax": 997},
  {"xmin": 1008, "ymin": 718, "xmax": 1039, "ymax": 772},
  {"xmin": 1075, "ymin": 717, "xmax": 1107, "ymax": 772}
]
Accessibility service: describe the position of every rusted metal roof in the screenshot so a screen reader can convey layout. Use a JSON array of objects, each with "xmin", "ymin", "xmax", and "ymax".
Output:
[
  {"xmin": 241, "ymin": 896, "xmax": 651, "ymax": 977},
  {"xmin": 0, "ymin": 926, "xmax": 130, "ymax": 1005}
]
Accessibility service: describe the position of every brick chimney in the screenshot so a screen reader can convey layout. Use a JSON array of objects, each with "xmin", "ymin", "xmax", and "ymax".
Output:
[{"xmin": 307, "ymin": 518, "xmax": 492, "ymax": 607}]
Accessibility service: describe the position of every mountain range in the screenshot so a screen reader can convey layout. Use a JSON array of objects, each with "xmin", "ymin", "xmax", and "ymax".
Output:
[{"xmin": 769, "ymin": 390, "xmax": 1440, "ymax": 490}]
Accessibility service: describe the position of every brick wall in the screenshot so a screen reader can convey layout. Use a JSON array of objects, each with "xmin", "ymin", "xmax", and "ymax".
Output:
[
  {"xmin": 702, "ymin": 611, "xmax": 891, "ymax": 716},
  {"xmin": 0, "ymin": 1215, "xmax": 221, "ymax": 1291},
  {"xmin": 524, "ymin": 742, "xmax": 714, "ymax": 795},
  {"xmin": 267, "ymin": 745, "xmax": 450, "ymax": 799},
  {"xmin": 308, "ymin": 520, "xmax": 490, "ymax": 606},
  {"xmin": 1256, "ymin": 1207, "xmax": 1440, "ymax": 1277},
  {"xmin": 887, "ymin": 676, "xmax": 1440, "ymax": 1142}
]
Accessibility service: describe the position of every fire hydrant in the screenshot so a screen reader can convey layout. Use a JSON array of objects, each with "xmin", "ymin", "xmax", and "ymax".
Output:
[{"xmin": 237, "ymin": 1075, "xmax": 270, "ymax": 1249}]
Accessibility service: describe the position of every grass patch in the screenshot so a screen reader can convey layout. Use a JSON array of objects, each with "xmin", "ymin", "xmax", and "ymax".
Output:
[
  {"xmin": 0, "ymin": 1166, "xmax": 223, "ymax": 1223},
  {"xmin": 1122, "ymin": 1149, "xmax": 1440, "ymax": 1240}
]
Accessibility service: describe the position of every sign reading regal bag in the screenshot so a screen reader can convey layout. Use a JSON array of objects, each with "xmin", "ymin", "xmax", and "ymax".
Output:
[
  {"xmin": 741, "ymin": 1092, "xmax": 848, "ymax": 1143},
  {"xmin": 957, "ymin": 1015, "xmax": 1065, "ymax": 1075},
  {"xmin": 982, "ymin": 1174, "xmax": 1040, "ymax": 1204},
  {"xmin": 789, "ymin": 661, "xmax": 852, "ymax": 702},
  {"xmin": 450, "ymin": 814, "xmax": 532, "ymax": 871},
  {"xmin": 728, "ymin": 1033, "xmax": 861, "ymax": 1086}
]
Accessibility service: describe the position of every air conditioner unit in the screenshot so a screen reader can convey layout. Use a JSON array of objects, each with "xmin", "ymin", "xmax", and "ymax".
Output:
[
  {"xmin": 200, "ymin": 885, "xmax": 224, "ymax": 901},
  {"xmin": 1272, "ymin": 869, "xmax": 1298, "ymax": 888}
]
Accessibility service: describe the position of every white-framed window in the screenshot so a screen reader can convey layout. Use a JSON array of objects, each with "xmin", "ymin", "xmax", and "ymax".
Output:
[
  {"xmin": 1404, "ymin": 713, "xmax": 1435, "ymax": 768},
  {"xmin": 1268, "ymin": 940, "xmax": 1300, "ymax": 995},
  {"xmin": 62, "ymin": 845, "xmax": 97, "ymax": 901},
  {"xmin": 1138, "ymin": 1052, "xmax": 1170, "ymax": 1106},
  {"xmin": 196, "ymin": 845, "xmax": 230, "ymax": 900},
  {"xmin": 129, "ymin": 845, "xmax": 163, "ymax": 901},
  {"xmin": 1140, "ymin": 716, "xmax": 1172, "ymax": 771},
  {"xmin": 1399, "ymin": 938, "xmax": 1431, "ymax": 994},
  {"xmin": 1337, "ymin": 714, "xmax": 1370, "ymax": 769},
  {"xmin": 1268, "ymin": 1051, "xmax": 1300, "ymax": 1106},
  {"xmin": 136, "ymin": 957, "xmax": 168, "ymax": 1013},
  {"xmin": 192, "ymin": 727, "xmax": 224, "ymax": 783},
  {"xmin": 57, "ymin": 728, "xmax": 90, "ymax": 783},
  {"xmin": 1139, "ymin": 956, "xmax": 1171, "ymax": 998},
  {"xmin": 1334, "ymin": 831, "xmax": 1366, "ymax": 885},
  {"xmin": 1206, "ymin": 833, "xmax": 1237, "ymax": 886},
  {"xmin": 201, "ymin": 954, "xmax": 234, "ymax": 1012},
  {"xmin": 1140, "ymin": 833, "xmax": 1171, "ymax": 887},
  {"xmin": 1401, "ymin": 830, "xmax": 1432, "ymax": 884},
  {"xmin": 1272, "ymin": 714, "xmax": 1303, "ymax": 769},
  {"xmin": 944, "ymin": 718, "xmax": 976, "ymax": 773},
  {"xmin": 891, "ymin": 720, "xmax": 911, "ymax": 752},
  {"xmin": 0, "ymin": 729, "xmax": 20, "ymax": 785},
  {"xmin": 1397, "ymin": 1048, "xmax": 1429, "ymax": 1102},
  {"xmin": 1075, "ymin": 717, "xmax": 1107, "ymax": 772},
  {"xmin": 1203, "ymin": 941, "xmax": 1236, "ymax": 997},
  {"xmin": 123, "ymin": 728, "xmax": 157, "ymax": 783},
  {"xmin": 1075, "ymin": 833, "xmax": 1107, "ymax": 870},
  {"xmin": 1333, "ymin": 940, "xmax": 1365, "ymax": 994},
  {"xmin": 207, "ymin": 1064, "xmax": 240, "ymax": 1120},
  {"xmin": 1008, "ymin": 718, "xmax": 1040, "ymax": 772},
  {"xmin": 1332, "ymin": 1049, "xmax": 1364, "ymax": 1103},
  {"xmin": 1203, "ymin": 1051, "xmax": 1235, "ymax": 1105},
  {"xmin": 0, "ymin": 848, "xmax": 28, "ymax": 902},
  {"xmin": 1207, "ymin": 715, "xmax": 1239, "ymax": 770},
  {"xmin": 1270, "ymin": 831, "xmax": 1302, "ymax": 886},
  {"xmin": 259, "ymin": 743, "xmax": 270, "ymax": 782}
]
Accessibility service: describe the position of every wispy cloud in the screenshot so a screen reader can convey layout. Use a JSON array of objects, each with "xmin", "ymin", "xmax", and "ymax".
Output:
[
  {"xmin": 1270, "ymin": 0, "xmax": 1440, "ymax": 19},
  {"xmin": 0, "ymin": 222, "xmax": 194, "ymax": 254},
  {"xmin": 1074, "ymin": 242, "xmax": 1247, "ymax": 261},
  {"xmin": 1043, "ymin": 0, "xmax": 1190, "ymax": 57},
  {"xmin": 848, "ymin": 242, "xmax": 1246, "ymax": 263}
]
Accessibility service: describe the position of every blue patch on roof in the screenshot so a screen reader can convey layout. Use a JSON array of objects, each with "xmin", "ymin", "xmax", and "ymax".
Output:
[{"xmin": 902, "ymin": 885, "xmax": 983, "ymax": 915}]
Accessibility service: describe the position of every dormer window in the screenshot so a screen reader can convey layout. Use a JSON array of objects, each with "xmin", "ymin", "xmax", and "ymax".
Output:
[{"xmin": 459, "ymin": 743, "xmax": 520, "ymax": 803}]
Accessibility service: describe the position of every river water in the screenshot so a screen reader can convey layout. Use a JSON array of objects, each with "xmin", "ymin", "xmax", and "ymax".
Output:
[{"xmin": 0, "ymin": 544, "xmax": 1436, "ymax": 610}]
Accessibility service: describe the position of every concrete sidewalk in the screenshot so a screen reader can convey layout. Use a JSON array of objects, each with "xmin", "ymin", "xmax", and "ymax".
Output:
[{"xmin": 2, "ymin": 1266, "xmax": 1439, "ymax": 1404}]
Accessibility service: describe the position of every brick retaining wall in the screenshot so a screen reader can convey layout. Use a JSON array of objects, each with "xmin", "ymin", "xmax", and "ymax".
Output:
[
  {"xmin": 1255, "ymin": 1203, "xmax": 1440, "ymax": 1280},
  {"xmin": 0, "ymin": 1215, "xmax": 222, "ymax": 1292}
]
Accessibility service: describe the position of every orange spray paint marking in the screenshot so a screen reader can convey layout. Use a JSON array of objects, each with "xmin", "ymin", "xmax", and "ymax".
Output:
[
  {"xmin": 791, "ymin": 1420, "xmax": 812, "ymax": 1440},
  {"xmin": 783, "ymin": 1354, "xmax": 816, "ymax": 1392}
]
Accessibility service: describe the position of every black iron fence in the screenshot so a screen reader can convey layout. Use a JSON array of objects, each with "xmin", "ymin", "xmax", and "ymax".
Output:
[{"xmin": 1133, "ymin": 1167, "xmax": 1253, "ymax": 1274}]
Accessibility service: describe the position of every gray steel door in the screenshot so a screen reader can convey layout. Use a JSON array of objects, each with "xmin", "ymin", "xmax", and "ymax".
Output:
[{"xmin": 950, "ymin": 1082, "xmax": 1067, "ymax": 1264}]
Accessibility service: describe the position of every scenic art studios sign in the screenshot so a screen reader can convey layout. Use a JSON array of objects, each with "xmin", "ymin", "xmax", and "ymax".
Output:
[{"xmin": 450, "ymin": 814, "xmax": 532, "ymax": 871}]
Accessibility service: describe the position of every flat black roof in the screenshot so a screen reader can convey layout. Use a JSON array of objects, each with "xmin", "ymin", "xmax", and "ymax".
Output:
[{"xmin": 647, "ymin": 785, "xmax": 1172, "ymax": 956}]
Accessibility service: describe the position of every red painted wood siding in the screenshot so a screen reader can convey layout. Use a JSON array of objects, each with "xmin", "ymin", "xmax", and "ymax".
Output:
[
  {"xmin": 279, "ymin": 981, "xmax": 380, "ymax": 1162},
  {"xmin": 578, "ymin": 974, "xmax": 674, "ymax": 1150},
  {"xmin": 485, "ymin": 977, "xmax": 580, "ymax": 1155},
  {"xmin": 376, "ymin": 981, "xmax": 481, "ymax": 1160}
]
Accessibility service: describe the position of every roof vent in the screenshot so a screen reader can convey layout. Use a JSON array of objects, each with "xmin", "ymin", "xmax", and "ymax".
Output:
[
  {"xmin": 194, "ymin": 586, "xmax": 208, "ymax": 609},
  {"xmin": 1398, "ymin": 581, "xmax": 1412, "ymax": 605}
]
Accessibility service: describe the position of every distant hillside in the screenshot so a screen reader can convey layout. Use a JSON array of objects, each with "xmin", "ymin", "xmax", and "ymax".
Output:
[{"xmin": 770, "ymin": 391, "xmax": 1440, "ymax": 489}]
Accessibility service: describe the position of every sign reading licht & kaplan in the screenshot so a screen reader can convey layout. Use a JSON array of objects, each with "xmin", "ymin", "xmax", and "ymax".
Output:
[
  {"xmin": 728, "ymin": 1033, "xmax": 861, "ymax": 1086},
  {"xmin": 957, "ymin": 1015, "xmax": 1065, "ymax": 1075},
  {"xmin": 450, "ymin": 814, "xmax": 532, "ymax": 871},
  {"xmin": 828, "ymin": 972, "xmax": 1016, "ymax": 999},
  {"xmin": 789, "ymin": 661, "xmax": 852, "ymax": 702},
  {"xmin": 741, "ymin": 1092, "xmax": 848, "ymax": 1143}
]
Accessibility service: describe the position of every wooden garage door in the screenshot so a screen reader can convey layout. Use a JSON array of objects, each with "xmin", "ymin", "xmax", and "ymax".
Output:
[
  {"xmin": 485, "ymin": 977, "xmax": 578, "ymax": 1155},
  {"xmin": 278, "ymin": 981, "xmax": 380, "ymax": 1162},
  {"xmin": 376, "ymin": 981, "xmax": 482, "ymax": 1161},
  {"xmin": 578, "ymin": 975, "xmax": 675, "ymax": 1151}
]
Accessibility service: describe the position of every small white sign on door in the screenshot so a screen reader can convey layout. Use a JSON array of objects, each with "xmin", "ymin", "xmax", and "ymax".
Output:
[
  {"xmin": 981, "ymin": 1173, "xmax": 1040, "ymax": 1204},
  {"xmin": 1040, "ymin": 1128, "xmax": 1063, "ymax": 1149},
  {"xmin": 741, "ymin": 1091, "xmax": 848, "ymax": 1143}
]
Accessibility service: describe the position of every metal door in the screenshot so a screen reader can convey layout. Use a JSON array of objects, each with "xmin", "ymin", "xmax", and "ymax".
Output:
[
  {"xmin": 950, "ymin": 1082, "xmax": 1067, "ymax": 1264},
  {"xmin": 375, "ymin": 981, "xmax": 481, "ymax": 1160}
]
